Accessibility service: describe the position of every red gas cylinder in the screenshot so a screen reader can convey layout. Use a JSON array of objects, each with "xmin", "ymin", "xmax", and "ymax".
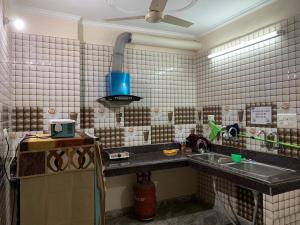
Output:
[{"xmin": 133, "ymin": 172, "xmax": 156, "ymax": 221}]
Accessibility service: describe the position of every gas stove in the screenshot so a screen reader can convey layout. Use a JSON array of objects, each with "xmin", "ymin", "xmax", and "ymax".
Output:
[{"xmin": 105, "ymin": 150, "xmax": 130, "ymax": 160}]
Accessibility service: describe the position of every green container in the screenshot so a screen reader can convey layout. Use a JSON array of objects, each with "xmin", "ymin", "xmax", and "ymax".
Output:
[
  {"xmin": 49, "ymin": 119, "xmax": 75, "ymax": 138},
  {"xmin": 231, "ymin": 154, "xmax": 242, "ymax": 163}
]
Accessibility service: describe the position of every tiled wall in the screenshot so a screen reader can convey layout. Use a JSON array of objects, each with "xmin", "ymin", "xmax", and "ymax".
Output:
[
  {"xmin": 80, "ymin": 43, "xmax": 197, "ymax": 147},
  {"xmin": 196, "ymin": 16, "xmax": 300, "ymax": 155},
  {"xmin": 0, "ymin": 1, "xmax": 12, "ymax": 225},
  {"xmin": 11, "ymin": 36, "xmax": 197, "ymax": 148},
  {"xmin": 11, "ymin": 33, "xmax": 81, "ymax": 133},
  {"xmin": 196, "ymin": 14, "xmax": 300, "ymax": 225},
  {"xmin": 10, "ymin": 12, "xmax": 300, "ymax": 225},
  {"xmin": 10, "ymin": 32, "xmax": 199, "ymax": 224},
  {"xmin": 0, "ymin": 0, "xmax": 11, "ymax": 155}
]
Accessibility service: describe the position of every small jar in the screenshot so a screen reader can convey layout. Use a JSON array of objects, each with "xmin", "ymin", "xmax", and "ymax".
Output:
[{"xmin": 180, "ymin": 143, "xmax": 186, "ymax": 155}]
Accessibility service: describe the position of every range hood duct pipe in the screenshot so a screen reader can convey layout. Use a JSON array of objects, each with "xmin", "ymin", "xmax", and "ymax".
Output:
[
  {"xmin": 111, "ymin": 32, "xmax": 132, "ymax": 72},
  {"xmin": 111, "ymin": 32, "xmax": 202, "ymax": 72}
]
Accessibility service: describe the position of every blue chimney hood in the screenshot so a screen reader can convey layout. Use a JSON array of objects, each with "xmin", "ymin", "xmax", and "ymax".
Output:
[{"xmin": 97, "ymin": 32, "xmax": 142, "ymax": 105}]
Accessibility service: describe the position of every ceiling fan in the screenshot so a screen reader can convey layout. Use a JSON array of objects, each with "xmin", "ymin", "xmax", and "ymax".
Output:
[{"xmin": 105, "ymin": 0, "xmax": 194, "ymax": 28}]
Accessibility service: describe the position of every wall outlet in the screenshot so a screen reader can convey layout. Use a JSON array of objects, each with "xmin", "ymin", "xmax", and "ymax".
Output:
[
  {"xmin": 208, "ymin": 115, "xmax": 215, "ymax": 121},
  {"xmin": 277, "ymin": 113, "xmax": 297, "ymax": 128}
]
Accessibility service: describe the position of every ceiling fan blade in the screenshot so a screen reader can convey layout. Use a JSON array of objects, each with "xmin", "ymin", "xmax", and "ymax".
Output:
[
  {"xmin": 149, "ymin": 0, "xmax": 168, "ymax": 12},
  {"xmin": 162, "ymin": 15, "xmax": 193, "ymax": 28},
  {"xmin": 105, "ymin": 16, "xmax": 145, "ymax": 22}
]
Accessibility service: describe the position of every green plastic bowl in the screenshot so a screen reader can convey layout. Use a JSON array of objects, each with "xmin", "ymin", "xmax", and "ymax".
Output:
[{"xmin": 231, "ymin": 154, "xmax": 242, "ymax": 163}]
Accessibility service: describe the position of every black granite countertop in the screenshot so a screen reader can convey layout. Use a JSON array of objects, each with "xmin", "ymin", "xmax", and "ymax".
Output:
[
  {"xmin": 102, "ymin": 144, "xmax": 300, "ymax": 195},
  {"xmin": 103, "ymin": 144, "xmax": 188, "ymax": 177}
]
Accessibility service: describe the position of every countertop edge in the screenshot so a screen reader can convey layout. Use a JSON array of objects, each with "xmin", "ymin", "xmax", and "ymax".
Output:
[
  {"xmin": 103, "ymin": 152, "xmax": 300, "ymax": 195},
  {"xmin": 104, "ymin": 159, "xmax": 188, "ymax": 177}
]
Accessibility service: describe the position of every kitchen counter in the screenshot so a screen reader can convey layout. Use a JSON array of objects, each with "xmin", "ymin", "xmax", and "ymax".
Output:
[
  {"xmin": 103, "ymin": 150, "xmax": 188, "ymax": 177},
  {"xmin": 103, "ymin": 144, "xmax": 300, "ymax": 195}
]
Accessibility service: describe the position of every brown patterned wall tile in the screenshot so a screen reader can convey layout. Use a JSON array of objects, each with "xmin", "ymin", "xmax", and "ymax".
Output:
[
  {"xmin": 197, "ymin": 171, "xmax": 215, "ymax": 208},
  {"xmin": 151, "ymin": 125, "xmax": 174, "ymax": 144},
  {"xmin": 197, "ymin": 110, "xmax": 202, "ymax": 122},
  {"xmin": 80, "ymin": 107, "xmax": 94, "ymax": 129},
  {"xmin": 1, "ymin": 105, "xmax": 9, "ymax": 130},
  {"xmin": 12, "ymin": 106, "xmax": 43, "ymax": 132},
  {"xmin": 214, "ymin": 177, "xmax": 238, "ymax": 220},
  {"xmin": 124, "ymin": 107, "xmax": 150, "ymax": 127},
  {"xmin": 277, "ymin": 128, "xmax": 300, "ymax": 158},
  {"xmin": 246, "ymin": 103, "xmax": 277, "ymax": 128},
  {"xmin": 196, "ymin": 124, "xmax": 203, "ymax": 136},
  {"xmin": 222, "ymin": 127, "xmax": 246, "ymax": 148},
  {"xmin": 95, "ymin": 127, "xmax": 124, "ymax": 148},
  {"xmin": 18, "ymin": 152, "xmax": 45, "ymax": 177},
  {"xmin": 216, "ymin": 177, "xmax": 235, "ymax": 197},
  {"xmin": 203, "ymin": 105, "xmax": 222, "ymax": 124},
  {"xmin": 197, "ymin": 173, "xmax": 264, "ymax": 225},
  {"xmin": 237, "ymin": 186, "xmax": 263, "ymax": 225},
  {"xmin": 174, "ymin": 107, "xmax": 196, "ymax": 124}
]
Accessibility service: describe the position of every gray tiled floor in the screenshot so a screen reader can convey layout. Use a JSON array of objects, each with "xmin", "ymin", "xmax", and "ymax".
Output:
[{"xmin": 106, "ymin": 198, "xmax": 221, "ymax": 225}]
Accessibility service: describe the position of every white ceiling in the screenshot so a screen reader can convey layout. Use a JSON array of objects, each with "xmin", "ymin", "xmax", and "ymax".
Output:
[{"xmin": 11, "ymin": 0, "xmax": 274, "ymax": 38}]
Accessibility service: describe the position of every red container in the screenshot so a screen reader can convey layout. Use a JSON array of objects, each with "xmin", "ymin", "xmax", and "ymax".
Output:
[{"xmin": 133, "ymin": 172, "xmax": 156, "ymax": 221}]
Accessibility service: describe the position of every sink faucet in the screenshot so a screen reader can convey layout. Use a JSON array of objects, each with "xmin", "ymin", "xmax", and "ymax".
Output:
[{"xmin": 257, "ymin": 130, "xmax": 267, "ymax": 148}]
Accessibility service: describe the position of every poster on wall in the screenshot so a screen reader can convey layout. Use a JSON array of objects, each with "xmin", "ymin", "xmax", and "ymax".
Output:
[{"xmin": 250, "ymin": 106, "xmax": 272, "ymax": 125}]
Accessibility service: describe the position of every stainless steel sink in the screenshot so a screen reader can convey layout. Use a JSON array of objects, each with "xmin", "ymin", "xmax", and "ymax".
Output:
[
  {"xmin": 225, "ymin": 160, "xmax": 295, "ymax": 178},
  {"xmin": 188, "ymin": 153, "xmax": 232, "ymax": 164},
  {"xmin": 188, "ymin": 153, "xmax": 296, "ymax": 179}
]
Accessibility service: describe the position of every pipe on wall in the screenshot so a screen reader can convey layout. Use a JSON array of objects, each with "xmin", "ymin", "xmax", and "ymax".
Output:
[
  {"xmin": 131, "ymin": 33, "xmax": 201, "ymax": 51},
  {"xmin": 111, "ymin": 32, "xmax": 201, "ymax": 72},
  {"xmin": 112, "ymin": 32, "xmax": 132, "ymax": 72}
]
